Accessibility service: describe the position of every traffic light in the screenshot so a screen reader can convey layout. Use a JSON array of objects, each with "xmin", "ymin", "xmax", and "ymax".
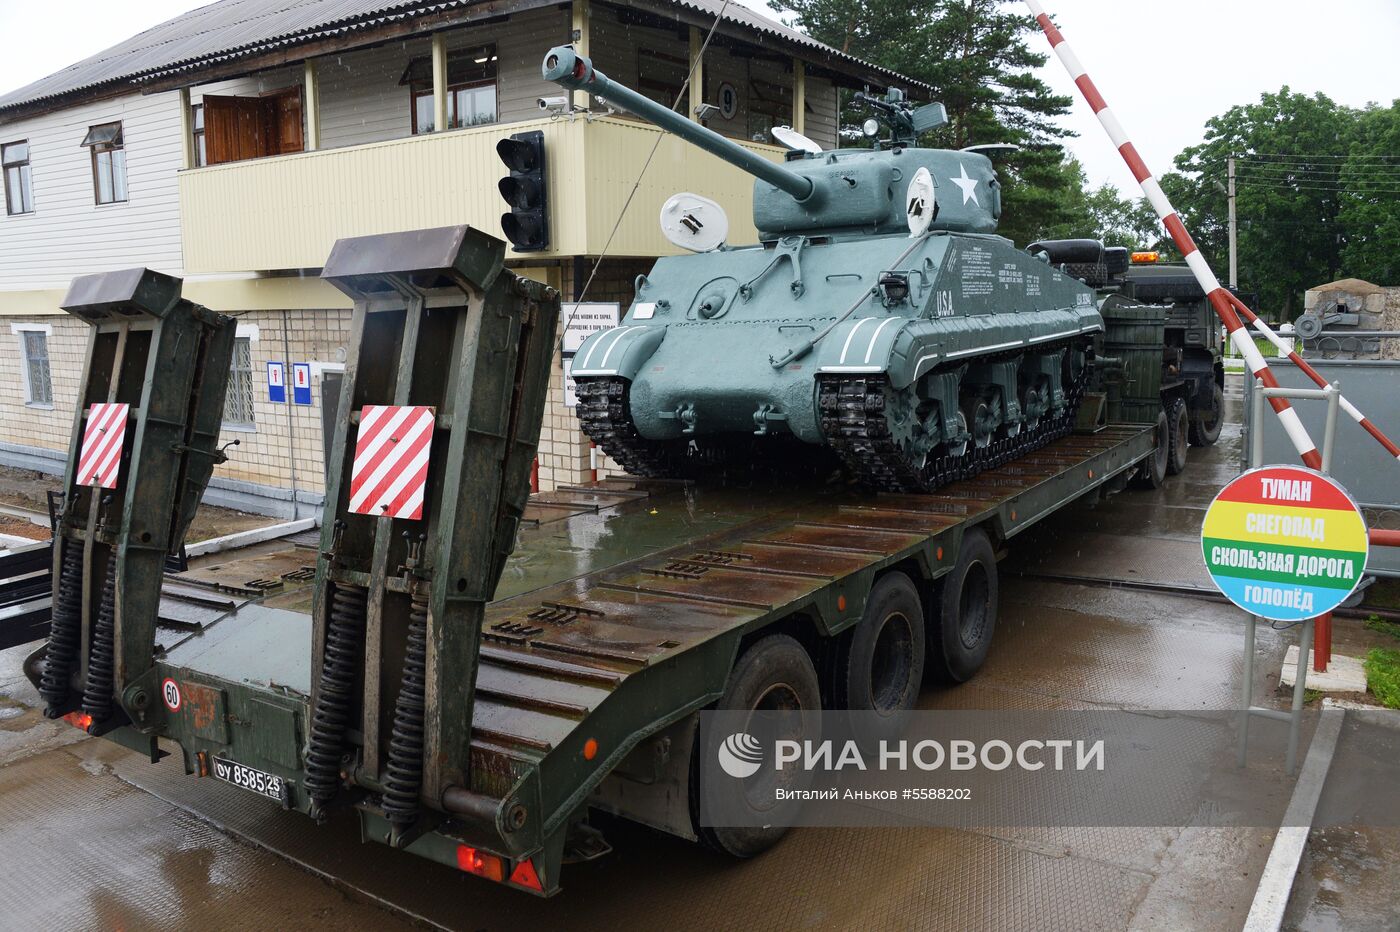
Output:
[{"xmin": 496, "ymin": 131, "xmax": 548, "ymax": 252}]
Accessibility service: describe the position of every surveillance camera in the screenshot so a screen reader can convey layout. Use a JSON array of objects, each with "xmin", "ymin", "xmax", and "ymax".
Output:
[
  {"xmin": 694, "ymin": 102, "xmax": 720, "ymax": 125},
  {"xmin": 538, "ymin": 96, "xmax": 570, "ymax": 115}
]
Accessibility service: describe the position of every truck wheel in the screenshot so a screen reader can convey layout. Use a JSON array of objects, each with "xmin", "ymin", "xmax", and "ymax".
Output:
[
  {"xmin": 1188, "ymin": 384, "xmax": 1225, "ymax": 446},
  {"xmin": 834, "ymin": 571, "xmax": 925, "ymax": 743},
  {"xmin": 693, "ymin": 634, "xmax": 821, "ymax": 859},
  {"xmin": 928, "ymin": 527, "xmax": 998, "ymax": 683},
  {"xmin": 1167, "ymin": 399, "xmax": 1189, "ymax": 475},
  {"xmin": 1133, "ymin": 409, "xmax": 1170, "ymax": 489}
]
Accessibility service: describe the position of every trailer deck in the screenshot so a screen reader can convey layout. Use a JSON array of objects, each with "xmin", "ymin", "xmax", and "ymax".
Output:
[{"xmin": 132, "ymin": 423, "xmax": 1154, "ymax": 893}]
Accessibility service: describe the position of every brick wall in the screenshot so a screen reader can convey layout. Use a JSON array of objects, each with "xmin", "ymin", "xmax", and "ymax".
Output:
[
  {"xmin": 216, "ymin": 308, "xmax": 351, "ymax": 495},
  {"xmin": 0, "ymin": 260, "xmax": 650, "ymax": 511},
  {"xmin": 0, "ymin": 315, "xmax": 89, "ymax": 456}
]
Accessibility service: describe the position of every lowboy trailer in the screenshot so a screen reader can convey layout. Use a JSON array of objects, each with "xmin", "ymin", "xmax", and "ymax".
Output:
[{"xmin": 29, "ymin": 225, "xmax": 1162, "ymax": 897}]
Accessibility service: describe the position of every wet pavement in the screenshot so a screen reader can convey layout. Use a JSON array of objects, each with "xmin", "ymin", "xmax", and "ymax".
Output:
[{"xmin": 0, "ymin": 378, "xmax": 1394, "ymax": 930}]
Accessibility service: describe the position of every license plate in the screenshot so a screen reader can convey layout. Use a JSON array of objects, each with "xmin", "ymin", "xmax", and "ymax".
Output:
[{"xmin": 212, "ymin": 757, "xmax": 285, "ymax": 802}]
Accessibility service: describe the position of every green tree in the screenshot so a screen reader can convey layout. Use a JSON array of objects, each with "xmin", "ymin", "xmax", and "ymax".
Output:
[
  {"xmin": 1169, "ymin": 88, "xmax": 1360, "ymax": 316},
  {"xmin": 1338, "ymin": 102, "xmax": 1400, "ymax": 285},
  {"xmin": 772, "ymin": 0, "xmax": 1081, "ymax": 244},
  {"xmin": 1080, "ymin": 183, "xmax": 1160, "ymax": 250}
]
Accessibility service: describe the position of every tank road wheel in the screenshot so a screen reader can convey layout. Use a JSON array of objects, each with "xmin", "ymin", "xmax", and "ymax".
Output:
[
  {"xmin": 1166, "ymin": 399, "xmax": 1190, "ymax": 476},
  {"xmin": 1189, "ymin": 383, "xmax": 1225, "ymax": 447},
  {"xmin": 693, "ymin": 634, "xmax": 821, "ymax": 859},
  {"xmin": 962, "ymin": 392, "xmax": 997, "ymax": 450},
  {"xmin": 1133, "ymin": 408, "xmax": 1171, "ymax": 490},
  {"xmin": 834, "ymin": 572, "xmax": 926, "ymax": 745},
  {"xmin": 928, "ymin": 527, "xmax": 999, "ymax": 683}
]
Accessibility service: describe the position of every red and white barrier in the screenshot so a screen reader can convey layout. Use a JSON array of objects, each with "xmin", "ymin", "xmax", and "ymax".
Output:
[
  {"xmin": 1224, "ymin": 292, "xmax": 1400, "ymax": 462},
  {"xmin": 1025, "ymin": 0, "xmax": 1324, "ymax": 470}
]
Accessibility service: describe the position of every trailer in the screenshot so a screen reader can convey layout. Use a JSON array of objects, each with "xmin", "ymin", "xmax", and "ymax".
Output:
[{"xmin": 29, "ymin": 224, "xmax": 1162, "ymax": 897}]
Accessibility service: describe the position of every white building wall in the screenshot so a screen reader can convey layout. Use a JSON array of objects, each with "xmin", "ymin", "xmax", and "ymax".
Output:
[{"xmin": 0, "ymin": 91, "xmax": 186, "ymax": 291}]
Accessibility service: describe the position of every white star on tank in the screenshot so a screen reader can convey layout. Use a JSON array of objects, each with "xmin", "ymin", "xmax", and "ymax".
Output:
[{"xmin": 950, "ymin": 164, "xmax": 980, "ymax": 206}]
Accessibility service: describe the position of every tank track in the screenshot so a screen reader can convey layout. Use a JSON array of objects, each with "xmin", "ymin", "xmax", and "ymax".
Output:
[
  {"xmin": 574, "ymin": 377, "xmax": 828, "ymax": 481},
  {"xmin": 817, "ymin": 338, "xmax": 1093, "ymax": 493},
  {"xmin": 574, "ymin": 378, "xmax": 694, "ymax": 478}
]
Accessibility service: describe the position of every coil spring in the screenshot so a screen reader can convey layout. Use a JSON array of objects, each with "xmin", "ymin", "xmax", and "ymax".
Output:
[
  {"xmin": 304, "ymin": 585, "xmax": 368, "ymax": 805},
  {"xmin": 381, "ymin": 594, "xmax": 429, "ymax": 828},
  {"xmin": 39, "ymin": 541, "xmax": 86, "ymax": 714},
  {"xmin": 81, "ymin": 552, "xmax": 118, "ymax": 722}
]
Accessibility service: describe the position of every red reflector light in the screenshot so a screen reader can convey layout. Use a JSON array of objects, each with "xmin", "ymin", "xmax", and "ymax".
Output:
[
  {"xmin": 510, "ymin": 858, "xmax": 544, "ymax": 892},
  {"xmin": 456, "ymin": 845, "xmax": 505, "ymax": 882},
  {"xmin": 62, "ymin": 711, "xmax": 93, "ymax": 731}
]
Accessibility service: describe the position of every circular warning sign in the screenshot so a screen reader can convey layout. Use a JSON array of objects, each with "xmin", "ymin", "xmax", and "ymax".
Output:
[
  {"xmin": 1202, "ymin": 466, "xmax": 1369, "ymax": 622},
  {"xmin": 161, "ymin": 677, "xmax": 182, "ymax": 712}
]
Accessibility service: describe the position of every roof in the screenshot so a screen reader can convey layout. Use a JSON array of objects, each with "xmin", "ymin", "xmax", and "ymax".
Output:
[{"xmin": 0, "ymin": 0, "xmax": 924, "ymax": 117}]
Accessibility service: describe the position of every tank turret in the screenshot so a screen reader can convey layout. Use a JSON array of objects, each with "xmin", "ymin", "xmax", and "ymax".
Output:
[{"xmin": 542, "ymin": 45, "xmax": 1105, "ymax": 492}]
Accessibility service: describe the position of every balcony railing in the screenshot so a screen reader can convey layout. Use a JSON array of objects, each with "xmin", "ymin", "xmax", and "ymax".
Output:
[{"xmin": 178, "ymin": 116, "xmax": 784, "ymax": 274}]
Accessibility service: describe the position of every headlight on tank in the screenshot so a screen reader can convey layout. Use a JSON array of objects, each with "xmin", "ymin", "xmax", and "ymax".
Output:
[{"xmin": 878, "ymin": 272, "xmax": 911, "ymax": 307}]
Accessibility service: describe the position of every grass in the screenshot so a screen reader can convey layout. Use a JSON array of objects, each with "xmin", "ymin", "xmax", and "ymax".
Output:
[
  {"xmin": 1365, "ymin": 615, "xmax": 1400, "ymax": 641},
  {"xmin": 1365, "ymin": 648, "xmax": 1400, "ymax": 709}
]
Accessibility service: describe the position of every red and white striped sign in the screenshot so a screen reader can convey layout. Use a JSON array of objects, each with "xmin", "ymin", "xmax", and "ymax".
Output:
[
  {"xmin": 348, "ymin": 405, "xmax": 435, "ymax": 520},
  {"xmin": 76, "ymin": 403, "xmax": 129, "ymax": 488}
]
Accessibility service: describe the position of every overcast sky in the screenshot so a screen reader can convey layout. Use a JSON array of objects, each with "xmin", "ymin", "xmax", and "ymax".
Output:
[{"xmin": 3, "ymin": 0, "xmax": 1397, "ymax": 195}]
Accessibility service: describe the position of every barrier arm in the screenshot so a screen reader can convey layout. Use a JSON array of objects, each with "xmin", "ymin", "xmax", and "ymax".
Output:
[
  {"xmin": 1024, "ymin": 1, "xmax": 1328, "ymax": 468},
  {"xmin": 1223, "ymin": 293, "xmax": 1400, "ymax": 462}
]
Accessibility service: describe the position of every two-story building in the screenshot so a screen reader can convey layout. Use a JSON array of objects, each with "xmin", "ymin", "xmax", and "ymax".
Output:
[{"xmin": 0, "ymin": 0, "xmax": 922, "ymax": 517}]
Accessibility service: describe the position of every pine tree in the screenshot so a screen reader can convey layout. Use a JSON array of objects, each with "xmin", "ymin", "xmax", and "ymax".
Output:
[{"xmin": 772, "ymin": 0, "xmax": 1080, "ymax": 242}]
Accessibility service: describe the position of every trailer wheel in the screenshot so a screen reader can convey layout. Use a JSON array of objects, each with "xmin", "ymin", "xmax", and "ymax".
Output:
[
  {"xmin": 693, "ymin": 634, "xmax": 821, "ymax": 859},
  {"xmin": 928, "ymin": 527, "xmax": 998, "ymax": 683},
  {"xmin": 1166, "ymin": 399, "xmax": 1190, "ymax": 475},
  {"xmin": 834, "ymin": 571, "xmax": 925, "ymax": 743},
  {"xmin": 1132, "ymin": 409, "xmax": 1170, "ymax": 489},
  {"xmin": 1189, "ymin": 384, "xmax": 1225, "ymax": 446}
]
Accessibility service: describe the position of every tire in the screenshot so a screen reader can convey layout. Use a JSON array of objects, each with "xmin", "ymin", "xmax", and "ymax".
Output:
[
  {"xmin": 1188, "ymin": 383, "xmax": 1225, "ymax": 447},
  {"xmin": 833, "ymin": 572, "xmax": 925, "ymax": 745},
  {"xmin": 1132, "ymin": 409, "xmax": 1170, "ymax": 489},
  {"xmin": 1166, "ymin": 399, "xmax": 1189, "ymax": 475},
  {"xmin": 928, "ymin": 527, "xmax": 998, "ymax": 683},
  {"xmin": 693, "ymin": 634, "xmax": 821, "ymax": 858}
]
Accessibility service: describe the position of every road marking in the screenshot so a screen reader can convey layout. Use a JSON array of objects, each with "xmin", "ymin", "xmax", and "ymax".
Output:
[{"xmin": 1242, "ymin": 708, "xmax": 1344, "ymax": 932}]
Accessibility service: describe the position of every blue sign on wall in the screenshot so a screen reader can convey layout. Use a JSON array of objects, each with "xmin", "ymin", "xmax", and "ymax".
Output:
[
  {"xmin": 267, "ymin": 361, "xmax": 286, "ymax": 404},
  {"xmin": 292, "ymin": 363, "xmax": 313, "ymax": 406}
]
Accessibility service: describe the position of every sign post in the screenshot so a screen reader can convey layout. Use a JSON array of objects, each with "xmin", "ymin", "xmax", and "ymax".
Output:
[
  {"xmin": 1223, "ymin": 380, "xmax": 1362, "ymax": 774},
  {"xmin": 292, "ymin": 362, "xmax": 312, "ymax": 406},
  {"xmin": 267, "ymin": 361, "xmax": 286, "ymax": 404}
]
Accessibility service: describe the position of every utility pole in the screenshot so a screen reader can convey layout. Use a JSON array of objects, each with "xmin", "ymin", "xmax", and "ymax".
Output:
[{"xmin": 1227, "ymin": 155, "xmax": 1238, "ymax": 289}]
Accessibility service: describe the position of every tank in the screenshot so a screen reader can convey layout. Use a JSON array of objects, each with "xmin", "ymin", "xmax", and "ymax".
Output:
[{"xmin": 544, "ymin": 46, "xmax": 1104, "ymax": 491}]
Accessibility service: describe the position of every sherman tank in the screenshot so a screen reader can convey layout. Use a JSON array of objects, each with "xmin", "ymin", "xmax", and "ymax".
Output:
[{"xmin": 544, "ymin": 46, "xmax": 1104, "ymax": 491}]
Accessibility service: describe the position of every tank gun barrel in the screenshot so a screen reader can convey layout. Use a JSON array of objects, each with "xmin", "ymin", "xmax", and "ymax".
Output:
[{"xmin": 542, "ymin": 46, "xmax": 818, "ymax": 203}]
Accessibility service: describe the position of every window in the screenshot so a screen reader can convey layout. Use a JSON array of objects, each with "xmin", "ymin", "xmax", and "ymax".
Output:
[
  {"xmin": 402, "ymin": 45, "xmax": 498, "ymax": 133},
  {"xmin": 81, "ymin": 122, "xmax": 127, "ymax": 204},
  {"xmin": 223, "ymin": 336, "xmax": 255, "ymax": 428},
  {"xmin": 637, "ymin": 49, "xmax": 689, "ymax": 112},
  {"xmin": 747, "ymin": 78, "xmax": 793, "ymax": 142},
  {"xmin": 192, "ymin": 104, "xmax": 206, "ymax": 167},
  {"xmin": 3, "ymin": 141, "xmax": 33, "ymax": 215},
  {"xmin": 14, "ymin": 326, "xmax": 52, "ymax": 406}
]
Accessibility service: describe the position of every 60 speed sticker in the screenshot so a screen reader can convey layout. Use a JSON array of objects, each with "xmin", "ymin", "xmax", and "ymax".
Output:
[{"xmin": 161, "ymin": 677, "xmax": 182, "ymax": 711}]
